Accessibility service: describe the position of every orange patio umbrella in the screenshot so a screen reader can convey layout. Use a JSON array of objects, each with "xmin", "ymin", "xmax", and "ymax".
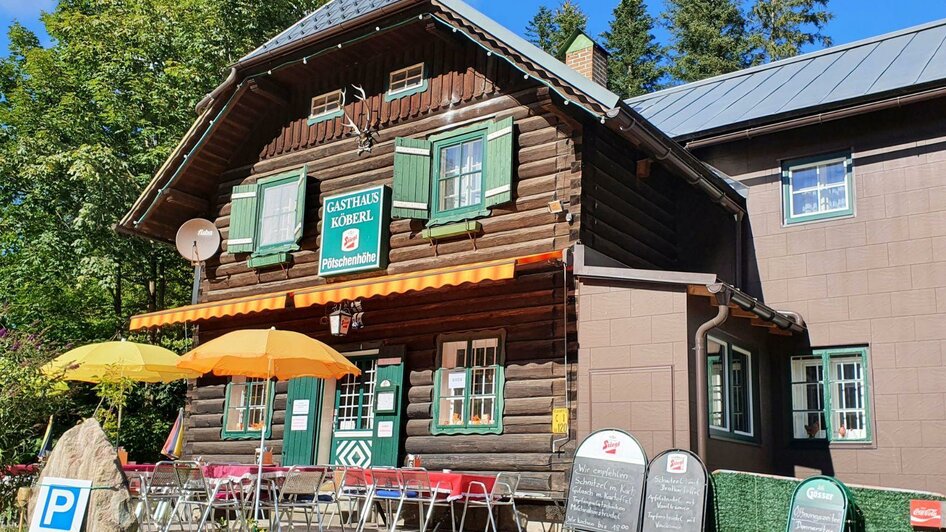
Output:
[{"xmin": 176, "ymin": 327, "xmax": 360, "ymax": 519}]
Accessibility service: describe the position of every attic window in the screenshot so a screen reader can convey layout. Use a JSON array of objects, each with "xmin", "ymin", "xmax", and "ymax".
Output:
[
  {"xmin": 310, "ymin": 90, "xmax": 344, "ymax": 122},
  {"xmin": 387, "ymin": 63, "xmax": 426, "ymax": 99}
]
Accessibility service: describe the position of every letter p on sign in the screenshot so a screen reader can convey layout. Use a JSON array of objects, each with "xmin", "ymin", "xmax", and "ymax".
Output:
[{"xmin": 29, "ymin": 478, "xmax": 92, "ymax": 532}]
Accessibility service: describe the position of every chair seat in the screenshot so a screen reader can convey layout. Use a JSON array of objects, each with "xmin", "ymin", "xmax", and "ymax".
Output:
[
  {"xmin": 318, "ymin": 494, "xmax": 335, "ymax": 502},
  {"xmin": 375, "ymin": 489, "xmax": 419, "ymax": 499}
]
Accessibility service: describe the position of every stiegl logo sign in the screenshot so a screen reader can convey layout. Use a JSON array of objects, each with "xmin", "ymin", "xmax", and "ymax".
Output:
[{"xmin": 318, "ymin": 186, "xmax": 390, "ymax": 277}]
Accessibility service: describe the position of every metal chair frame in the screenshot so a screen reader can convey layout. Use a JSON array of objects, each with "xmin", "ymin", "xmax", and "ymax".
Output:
[
  {"xmin": 139, "ymin": 461, "xmax": 181, "ymax": 531},
  {"xmin": 458, "ymin": 472, "xmax": 523, "ymax": 532},
  {"xmin": 163, "ymin": 461, "xmax": 248, "ymax": 532},
  {"xmin": 400, "ymin": 467, "xmax": 455, "ymax": 532}
]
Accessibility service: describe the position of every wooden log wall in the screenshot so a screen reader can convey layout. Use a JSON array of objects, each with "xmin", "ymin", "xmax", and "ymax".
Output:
[
  {"xmin": 580, "ymin": 126, "xmax": 680, "ymax": 271},
  {"xmin": 187, "ymin": 267, "xmax": 576, "ymax": 494},
  {"xmin": 200, "ymin": 34, "xmax": 584, "ymax": 302}
]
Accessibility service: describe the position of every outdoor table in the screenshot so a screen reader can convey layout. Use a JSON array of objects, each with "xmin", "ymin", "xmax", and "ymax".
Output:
[{"xmin": 427, "ymin": 472, "xmax": 496, "ymax": 501}]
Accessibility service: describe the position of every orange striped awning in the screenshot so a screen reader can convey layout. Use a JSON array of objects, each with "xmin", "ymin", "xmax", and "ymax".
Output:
[
  {"xmin": 128, "ymin": 250, "xmax": 562, "ymax": 329},
  {"xmin": 294, "ymin": 251, "xmax": 560, "ymax": 308},
  {"xmin": 129, "ymin": 291, "xmax": 289, "ymax": 330}
]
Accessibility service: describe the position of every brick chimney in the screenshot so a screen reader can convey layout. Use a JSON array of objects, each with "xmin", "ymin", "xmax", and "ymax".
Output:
[{"xmin": 561, "ymin": 31, "xmax": 609, "ymax": 87}]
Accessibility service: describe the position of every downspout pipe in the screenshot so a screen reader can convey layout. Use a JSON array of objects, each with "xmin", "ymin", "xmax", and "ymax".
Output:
[{"xmin": 694, "ymin": 283, "xmax": 732, "ymax": 462}]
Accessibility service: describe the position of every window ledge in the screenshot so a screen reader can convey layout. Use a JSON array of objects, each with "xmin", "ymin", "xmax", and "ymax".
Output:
[
  {"xmin": 431, "ymin": 425, "xmax": 502, "ymax": 436},
  {"xmin": 247, "ymin": 252, "xmax": 292, "ymax": 270},
  {"xmin": 384, "ymin": 79, "xmax": 429, "ymax": 102},
  {"xmin": 709, "ymin": 431, "xmax": 760, "ymax": 446},
  {"xmin": 421, "ymin": 220, "xmax": 483, "ymax": 242},
  {"xmin": 307, "ymin": 110, "xmax": 343, "ymax": 126},
  {"xmin": 790, "ymin": 438, "xmax": 874, "ymax": 450}
]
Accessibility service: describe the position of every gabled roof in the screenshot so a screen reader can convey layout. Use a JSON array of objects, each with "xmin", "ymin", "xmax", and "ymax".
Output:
[
  {"xmin": 242, "ymin": 0, "xmax": 403, "ymax": 62},
  {"xmin": 627, "ymin": 18, "xmax": 946, "ymax": 140}
]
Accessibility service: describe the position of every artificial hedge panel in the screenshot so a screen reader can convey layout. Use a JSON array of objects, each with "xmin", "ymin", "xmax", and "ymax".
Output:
[{"xmin": 712, "ymin": 470, "xmax": 944, "ymax": 532}]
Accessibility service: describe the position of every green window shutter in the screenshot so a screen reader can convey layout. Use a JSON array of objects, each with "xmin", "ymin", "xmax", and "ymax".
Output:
[
  {"xmin": 484, "ymin": 117, "xmax": 515, "ymax": 208},
  {"xmin": 294, "ymin": 167, "xmax": 308, "ymax": 243},
  {"xmin": 228, "ymin": 184, "xmax": 258, "ymax": 254},
  {"xmin": 392, "ymin": 137, "xmax": 431, "ymax": 220},
  {"xmin": 283, "ymin": 377, "xmax": 321, "ymax": 466}
]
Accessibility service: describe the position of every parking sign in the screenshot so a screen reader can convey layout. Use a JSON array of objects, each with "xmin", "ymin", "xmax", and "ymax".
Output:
[{"xmin": 29, "ymin": 478, "xmax": 92, "ymax": 532}]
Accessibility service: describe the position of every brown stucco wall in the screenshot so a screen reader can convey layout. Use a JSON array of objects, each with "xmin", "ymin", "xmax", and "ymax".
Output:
[
  {"xmin": 696, "ymin": 97, "xmax": 946, "ymax": 493},
  {"xmin": 575, "ymin": 279, "xmax": 690, "ymax": 459}
]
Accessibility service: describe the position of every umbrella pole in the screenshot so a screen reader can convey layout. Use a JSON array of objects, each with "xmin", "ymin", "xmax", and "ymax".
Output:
[{"xmin": 253, "ymin": 361, "xmax": 272, "ymax": 522}]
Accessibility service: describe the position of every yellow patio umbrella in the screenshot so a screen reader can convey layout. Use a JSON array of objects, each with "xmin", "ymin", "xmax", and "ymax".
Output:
[
  {"xmin": 177, "ymin": 327, "xmax": 360, "ymax": 518},
  {"xmin": 43, "ymin": 339, "xmax": 201, "ymax": 383}
]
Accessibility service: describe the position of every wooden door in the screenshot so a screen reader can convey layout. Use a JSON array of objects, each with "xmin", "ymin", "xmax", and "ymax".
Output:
[
  {"xmin": 282, "ymin": 377, "xmax": 322, "ymax": 466},
  {"xmin": 330, "ymin": 354, "xmax": 404, "ymax": 467}
]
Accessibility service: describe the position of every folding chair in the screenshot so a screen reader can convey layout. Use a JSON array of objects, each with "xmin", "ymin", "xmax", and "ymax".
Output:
[
  {"xmin": 266, "ymin": 466, "xmax": 327, "ymax": 531},
  {"xmin": 315, "ymin": 466, "xmax": 349, "ymax": 532},
  {"xmin": 340, "ymin": 467, "xmax": 374, "ymax": 532},
  {"xmin": 458, "ymin": 473, "xmax": 523, "ymax": 532},
  {"xmin": 166, "ymin": 461, "xmax": 247, "ymax": 532},
  {"xmin": 400, "ymin": 467, "xmax": 456, "ymax": 532},
  {"xmin": 364, "ymin": 467, "xmax": 410, "ymax": 532},
  {"xmin": 140, "ymin": 462, "xmax": 180, "ymax": 531}
]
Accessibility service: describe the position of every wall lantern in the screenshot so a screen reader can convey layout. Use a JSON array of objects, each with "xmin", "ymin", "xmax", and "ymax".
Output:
[{"xmin": 328, "ymin": 300, "xmax": 364, "ymax": 336}]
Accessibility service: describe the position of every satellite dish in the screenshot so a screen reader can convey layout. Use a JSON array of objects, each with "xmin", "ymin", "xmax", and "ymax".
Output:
[{"xmin": 175, "ymin": 218, "xmax": 220, "ymax": 263}]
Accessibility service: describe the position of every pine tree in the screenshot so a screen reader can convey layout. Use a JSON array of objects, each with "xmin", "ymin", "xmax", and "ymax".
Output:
[
  {"xmin": 748, "ymin": 0, "xmax": 833, "ymax": 63},
  {"xmin": 663, "ymin": 0, "xmax": 752, "ymax": 83},
  {"xmin": 525, "ymin": 1, "xmax": 588, "ymax": 55},
  {"xmin": 602, "ymin": 0, "xmax": 664, "ymax": 97}
]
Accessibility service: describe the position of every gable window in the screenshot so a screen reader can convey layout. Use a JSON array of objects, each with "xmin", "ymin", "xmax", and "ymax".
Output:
[
  {"xmin": 386, "ymin": 63, "xmax": 427, "ymax": 100},
  {"xmin": 782, "ymin": 152, "xmax": 854, "ymax": 225},
  {"xmin": 432, "ymin": 331, "xmax": 505, "ymax": 435},
  {"xmin": 707, "ymin": 337, "xmax": 754, "ymax": 440},
  {"xmin": 308, "ymin": 90, "xmax": 344, "ymax": 125},
  {"xmin": 223, "ymin": 377, "xmax": 274, "ymax": 439},
  {"xmin": 390, "ymin": 118, "xmax": 514, "ymax": 227},
  {"xmin": 791, "ymin": 347, "xmax": 870, "ymax": 443},
  {"xmin": 226, "ymin": 166, "xmax": 307, "ymax": 269}
]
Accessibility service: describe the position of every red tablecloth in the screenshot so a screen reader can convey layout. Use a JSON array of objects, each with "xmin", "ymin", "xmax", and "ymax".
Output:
[{"xmin": 427, "ymin": 472, "xmax": 496, "ymax": 500}]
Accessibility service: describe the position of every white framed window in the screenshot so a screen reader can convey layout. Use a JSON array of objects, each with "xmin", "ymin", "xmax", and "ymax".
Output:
[
  {"xmin": 782, "ymin": 152, "xmax": 854, "ymax": 225},
  {"xmin": 258, "ymin": 178, "xmax": 300, "ymax": 249},
  {"xmin": 791, "ymin": 347, "xmax": 870, "ymax": 442},
  {"xmin": 707, "ymin": 337, "xmax": 754, "ymax": 440},
  {"xmin": 310, "ymin": 89, "xmax": 344, "ymax": 119},
  {"xmin": 335, "ymin": 358, "xmax": 378, "ymax": 431},
  {"xmin": 388, "ymin": 63, "xmax": 426, "ymax": 97},
  {"xmin": 433, "ymin": 331, "xmax": 505, "ymax": 434},
  {"xmin": 223, "ymin": 377, "xmax": 272, "ymax": 438}
]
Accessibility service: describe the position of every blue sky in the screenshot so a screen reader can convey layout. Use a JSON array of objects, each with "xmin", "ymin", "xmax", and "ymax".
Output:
[{"xmin": 1, "ymin": 0, "xmax": 945, "ymax": 58}]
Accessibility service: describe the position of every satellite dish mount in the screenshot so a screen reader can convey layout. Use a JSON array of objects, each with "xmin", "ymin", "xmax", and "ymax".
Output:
[{"xmin": 175, "ymin": 219, "xmax": 221, "ymax": 304}]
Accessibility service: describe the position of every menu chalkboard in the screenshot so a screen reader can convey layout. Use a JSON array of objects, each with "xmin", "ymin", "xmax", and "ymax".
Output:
[
  {"xmin": 641, "ymin": 449, "xmax": 708, "ymax": 532},
  {"xmin": 787, "ymin": 477, "xmax": 850, "ymax": 532},
  {"xmin": 564, "ymin": 429, "xmax": 648, "ymax": 532}
]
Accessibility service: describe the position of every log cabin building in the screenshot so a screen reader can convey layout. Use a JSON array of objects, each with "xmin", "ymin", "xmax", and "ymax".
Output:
[{"xmin": 126, "ymin": 0, "xmax": 946, "ymax": 512}]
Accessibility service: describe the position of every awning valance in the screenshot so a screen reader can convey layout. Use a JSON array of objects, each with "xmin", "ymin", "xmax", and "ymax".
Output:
[
  {"xmin": 129, "ymin": 250, "xmax": 562, "ymax": 330},
  {"xmin": 129, "ymin": 291, "xmax": 289, "ymax": 330}
]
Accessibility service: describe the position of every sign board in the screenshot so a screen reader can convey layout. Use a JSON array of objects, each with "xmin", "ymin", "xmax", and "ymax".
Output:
[
  {"xmin": 318, "ymin": 185, "xmax": 390, "ymax": 277},
  {"xmin": 290, "ymin": 415, "xmax": 307, "ymax": 431},
  {"xmin": 29, "ymin": 478, "xmax": 92, "ymax": 532},
  {"xmin": 377, "ymin": 421, "xmax": 394, "ymax": 438},
  {"xmin": 552, "ymin": 407, "xmax": 569, "ymax": 434},
  {"xmin": 564, "ymin": 429, "xmax": 648, "ymax": 532},
  {"xmin": 911, "ymin": 500, "xmax": 945, "ymax": 529},
  {"xmin": 292, "ymin": 399, "xmax": 310, "ymax": 415},
  {"xmin": 787, "ymin": 476, "xmax": 851, "ymax": 532},
  {"xmin": 448, "ymin": 371, "xmax": 466, "ymax": 390},
  {"xmin": 641, "ymin": 449, "xmax": 709, "ymax": 532}
]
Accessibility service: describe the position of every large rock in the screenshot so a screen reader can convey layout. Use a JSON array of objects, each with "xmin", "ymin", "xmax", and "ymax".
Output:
[{"xmin": 28, "ymin": 418, "xmax": 138, "ymax": 531}]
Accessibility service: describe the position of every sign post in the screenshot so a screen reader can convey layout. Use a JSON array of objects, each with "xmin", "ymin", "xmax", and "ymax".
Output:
[
  {"xmin": 564, "ymin": 429, "xmax": 648, "ymax": 532},
  {"xmin": 786, "ymin": 476, "xmax": 852, "ymax": 532},
  {"xmin": 641, "ymin": 449, "xmax": 709, "ymax": 532},
  {"xmin": 318, "ymin": 185, "xmax": 390, "ymax": 277},
  {"xmin": 29, "ymin": 478, "xmax": 92, "ymax": 532}
]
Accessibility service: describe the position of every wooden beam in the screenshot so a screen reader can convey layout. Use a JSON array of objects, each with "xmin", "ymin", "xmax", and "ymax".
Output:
[
  {"xmin": 162, "ymin": 187, "xmax": 210, "ymax": 213},
  {"xmin": 247, "ymin": 76, "xmax": 289, "ymax": 107},
  {"xmin": 687, "ymin": 284, "xmax": 712, "ymax": 297}
]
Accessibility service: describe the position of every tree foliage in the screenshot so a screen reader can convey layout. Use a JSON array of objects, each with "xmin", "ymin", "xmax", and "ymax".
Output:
[
  {"xmin": 0, "ymin": 0, "xmax": 327, "ymax": 464},
  {"xmin": 526, "ymin": 1, "xmax": 589, "ymax": 55},
  {"xmin": 748, "ymin": 0, "xmax": 833, "ymax": 62},
  {"xmin": 663, "ymin": 0, "xmax": 752, "ymax": 83},
  {"xmin": 602, "ymin": 0, "xmax": 664, "ymax": 97}
]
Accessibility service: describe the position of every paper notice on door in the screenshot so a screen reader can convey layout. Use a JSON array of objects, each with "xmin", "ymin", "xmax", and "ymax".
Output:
[
  {"xmin": 448, "ymin": 371, "xmax": 466, "ymax": 389},
  {"xmin": 292, "ymin": 400, "xmax": 309, "ymax": 415},
  {"xmin": 377, "ymin": 421, "xmax": 394, "ymax": 438},
  {"xmin": 290, "ymin": 415, "xmax": 307, "ymax": 431},
  {"xmin": 376, "ymin": 391, "xmax": 395, "ymax": 412}
]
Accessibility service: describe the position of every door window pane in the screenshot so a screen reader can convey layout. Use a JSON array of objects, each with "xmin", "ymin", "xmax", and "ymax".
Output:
[{"xmin": 336, "ymin": 359, "xmax": 378, "ymax": 431}]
